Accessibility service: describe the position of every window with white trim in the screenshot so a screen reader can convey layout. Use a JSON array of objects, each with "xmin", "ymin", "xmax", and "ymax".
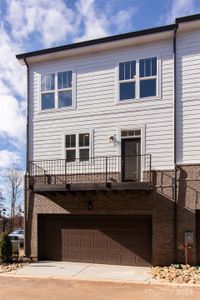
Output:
[
  {"xmin": 139, "ymin": 57, "xmax": 157, "ymax": 98},
  {"xmin": 65, "ymin": 134, "xmax": 76, "ymax": 162},
  {"xmin": 65, "ymin": 133, "xmax": 90, "ymax": 162},
  {"xmin": 41, "ymin": 73, "xmax": 55, "ymax": 109},
  {"xmin": 119, "ymin": 61, "xmax": 136, "ymax": 101},
  {"xmin": 41, "ymin": 70, "xmax": 73, "ymax": 110},
  {"xmin": 79, "ymin": 133, "xmax": 90, "ymax": 161},
  {"xmin": 121, "ymin": 130, "xmax": 141, "ymax": 137},
  {"xmin": 118, "ymin": 57, "xmax": 158, "ymax": 101}
]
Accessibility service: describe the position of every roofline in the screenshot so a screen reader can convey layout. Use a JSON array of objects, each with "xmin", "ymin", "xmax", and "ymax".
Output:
[
  {"xmin": 16, "ymin": 24, "xmax": 175, "ymax": 60},
  {"xmin": 15, "ymin": 13, "xmax": 200, "ymax": 61},
  {"xmin": 176, "ymin": 13, "xmax": 200, "ymax": 24}
]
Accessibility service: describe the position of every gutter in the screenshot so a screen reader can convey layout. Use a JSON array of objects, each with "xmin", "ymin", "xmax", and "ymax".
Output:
[
  {"xmin": 23, "ymin": 57, "xmax": 30, "ymax": 257},
  {"xmin": 173, "ymin": 23, "xmax": 178, "ymax": 262},
  {"xmin": 176, "ymin": 13, "xmax": 200, "ymax": 24}
]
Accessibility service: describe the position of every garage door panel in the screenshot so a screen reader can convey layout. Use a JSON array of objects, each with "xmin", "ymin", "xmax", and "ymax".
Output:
[
  {"xmin": 38, "ymin": 215, "xmax": 152, "ymax": 266},
  {"xmin": 80, "ymin": 241, "xmax": 94, "ymax": 248},
  {"xmin": 68, "ymin": 240, "xmax": 80, "ymax": 248},
  {"xmin": 81, "ymin": 253, "xmax": 93, "ymax": 261},
  {"xmin": 93, "ymin": 252, "xmax": 107, "ymax": 263},
  {"xmin": 66, "ymin": 229, "xmax": 80, "ymax": 237},
  {"xmin": 80, "ymin": 230, "xmax": 93, "ymax": 237},
  {"xmin": 107, "ymin": 242, "xmax": 121, "ymax": 250},
  {"xmin": 93, "ymin": 241, "xmax": 107, "ymax": 250},
  {"xmin": 67, "ymin": 252, "xmax": 81, "ymax": 261}
]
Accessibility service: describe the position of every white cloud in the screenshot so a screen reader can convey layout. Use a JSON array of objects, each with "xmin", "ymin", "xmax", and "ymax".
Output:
[
  {"xmin": 0, "ymin": 27, "xmax": 26, "ymax": 98},
  {"xmin": 0, "ymin": 150, "xmax": 20, "ymax": 170},
  {"xmin": 75, "ymin": 0, "xmax": 137, "ymax": 41},
  {"xmin": 165, "ymin": 0, "xmax": 196, "ymax": 23},
  {"xmin": 5, "ymin": 0, "xmax": 137, "ymax": 46},
  {"xmin": 0, "ymin": 26, "xmax": 26, "ymax": 147},
  {"xmin": 0, "ymin": 93, "xmax": 26, "ymax": 145},
  {"xmin": 75, "ymin": 0, "xmax": 109, "ymax": 41},
  {"xmin": 6, "ymin": 0, "xmax": 78, "ymax": 47},
  {"xmin": 112, "ymin": 8, "xmax": 137, "ymax": 32}
]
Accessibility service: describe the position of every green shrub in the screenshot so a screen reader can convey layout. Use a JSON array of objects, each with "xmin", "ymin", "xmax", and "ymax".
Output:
[{"xmin": 0, "ymin": 231, "xmax": 12, "ymax": 263}]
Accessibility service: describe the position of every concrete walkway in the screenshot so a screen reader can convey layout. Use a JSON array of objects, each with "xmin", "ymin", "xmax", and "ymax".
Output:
[{"xmin": 4, "ymin": 261, "xmax": 153, "ymax": 283}]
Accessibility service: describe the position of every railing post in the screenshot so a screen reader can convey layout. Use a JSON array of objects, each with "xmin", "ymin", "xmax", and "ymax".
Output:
[
  {"xmin": 29, "ymin": 161, "xmax": 31, "ymax": 176},
  {"xmin": 65, "ymin": 160, "xmax": 67, "ymax": 184},
  {"xmin": 149, "ymin": 154, "xmax": 152, "ymax": 188},
  {"xmin": 105, "ymin": 157, "xmax": 108, "ymax": 183}
]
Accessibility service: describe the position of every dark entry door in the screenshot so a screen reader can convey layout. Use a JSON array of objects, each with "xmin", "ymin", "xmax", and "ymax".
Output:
[{"xmin": 121, "ymin": 138, "xmax": 141, "ymax": 181}]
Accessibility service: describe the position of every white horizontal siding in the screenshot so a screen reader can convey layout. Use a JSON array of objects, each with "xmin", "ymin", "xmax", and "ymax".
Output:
[
  {"xmin": 29, "ymin": 39, "xmax": 174, "ymax": 170},
  {"xmin": 177, "ymin": 29, "xmax": 200, "ymax": 163}
]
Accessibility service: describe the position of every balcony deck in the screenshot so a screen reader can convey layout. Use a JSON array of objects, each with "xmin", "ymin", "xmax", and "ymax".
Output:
[
  {"xmin": 29, "ymin": 155, "xmax": 152, "ymax": 193},
  {"xmin": 32, "ymin": 181, "xmax": 151, "ymax": 194}
]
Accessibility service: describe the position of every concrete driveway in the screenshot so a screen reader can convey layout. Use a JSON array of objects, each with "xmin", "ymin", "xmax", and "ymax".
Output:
[{"xmin": 4, "ymin": 261, "xmax": 152, "ymax": 283}]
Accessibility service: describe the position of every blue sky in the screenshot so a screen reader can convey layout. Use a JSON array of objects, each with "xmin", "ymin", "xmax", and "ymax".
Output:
[{"xmin": 0, "ymin": 0, "xmax": 200, "ymax": 199}]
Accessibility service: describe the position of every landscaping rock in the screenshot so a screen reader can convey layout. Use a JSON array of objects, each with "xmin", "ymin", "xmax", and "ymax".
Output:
[
  {"xmin": 0, "ymin": 262, "xmax": 25, "ymax": 273},
  {"xmin": 151, "ymin": 265, "xmax": 200, "ymax": 284},
  {"xmin": 0, "ymin": 256, "xmax": 31, "ymax": 274}
]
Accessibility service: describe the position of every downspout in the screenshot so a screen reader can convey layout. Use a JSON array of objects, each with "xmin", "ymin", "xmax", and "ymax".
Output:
[
  {"xmin": 23, "ymin": 57, "xmax": 30, "ymax": 257},
  {"xmin": 173, "ymin": 23, "xmax": 178, "ymax": 262},
  {"xmin": 24, "ymin": 57, "xmax": 30, "ymax": 174}
]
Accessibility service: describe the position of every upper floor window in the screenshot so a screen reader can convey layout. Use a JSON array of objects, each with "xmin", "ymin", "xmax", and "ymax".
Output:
[
  {"xmin": 119, "ymin": 61, "xmax": 136, "ymax": 101},
  {"xmin": 41, "ymin": 73, "xmax": 55, "ymax": 110},
  {"xmin": 41, "ymin": 70, "xmax": 73, "ymax": 110},
  {"xmin": 118, "ymin": 57, "xmax": 158, "ymax": 101},
  {"xmin": 139, "ymin": 57, "xmax": 157, "ymax": 98},
  {"xmin": 58, "ymin": 71, "xmax": 72, "ymax": 108}
]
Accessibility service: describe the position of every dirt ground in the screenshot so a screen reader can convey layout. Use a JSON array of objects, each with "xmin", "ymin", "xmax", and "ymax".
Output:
[{"xmin": 0, "ymin": 276, "xmax": 200, "ymax": 300}]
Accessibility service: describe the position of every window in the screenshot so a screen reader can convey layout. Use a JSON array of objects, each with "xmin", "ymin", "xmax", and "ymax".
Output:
[
  {"xmin": 118, "ymin": 57, "xmax": 158, "ymax": 101},
  {"xmin": 121, "ymin": 130, "xmax": 141, "ymax": 138},
  {"xmin": 119, "ymin": 61, "xmax": 136, "ymax": 101},
  {"xmin": 41, "ymin": 70, "xmax": 73, "ymax": 110},
  {"xmin": 79, "ymin": 133, "xmax": 90, "ymax": 161},
  {"xmin": 65, "ymin": 134, "xmax": 76, "ymax": 162},
  {"xmin": 65, "ymin": 133, "xmax": 90, "ymax": 162},
  {"xmin": 41, "ymin": 74, "xmax": 55, "ymax": 110},
  {"xmin": 139, "ymin": 57, "xmax": 157, "ymax": 98},
  {"xmin": 58, "ymin": 71, "xmax": 72, "ymax": 108}
]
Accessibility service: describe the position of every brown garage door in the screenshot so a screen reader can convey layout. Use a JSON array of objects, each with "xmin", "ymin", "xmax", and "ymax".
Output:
[{"xmin": 38, "ymin": 215, "xmax": 152, "ymax": 266}]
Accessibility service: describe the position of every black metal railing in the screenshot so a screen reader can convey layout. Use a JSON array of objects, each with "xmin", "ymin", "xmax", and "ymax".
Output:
[{"xmin": 29, "ymin": 154, "xmax": 151, "ymax": 186}]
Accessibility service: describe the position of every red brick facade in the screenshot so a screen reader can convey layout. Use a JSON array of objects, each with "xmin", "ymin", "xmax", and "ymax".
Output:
[{"xmin": 25, "ymin": 164, "xmax": 200, "ymax": 266}]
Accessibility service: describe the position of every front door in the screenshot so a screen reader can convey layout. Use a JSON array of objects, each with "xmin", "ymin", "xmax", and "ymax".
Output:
[{"xmin": 121, "ymin": 138, "xmax": 141, "ymax": 181}]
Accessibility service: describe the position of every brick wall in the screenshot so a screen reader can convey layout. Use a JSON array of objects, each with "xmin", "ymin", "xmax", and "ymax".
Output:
[
  {"xmin": 25, "ymin": 164, "xmax": 200, "ymax": 266},
  {"xmin": 176, "ymin": 164, "xmax": 200, "ymax": 264}
]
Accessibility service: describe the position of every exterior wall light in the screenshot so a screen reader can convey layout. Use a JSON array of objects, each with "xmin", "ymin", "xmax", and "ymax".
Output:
[
  {"xmin": 109, "ymin": 135, "xmax": 116, "ymax": 143},
  {"xmin": 87, "ymin": 200, "xmax": 93, "ymax": 210},
  {"xmin": 109, "ymin": 136, "xmax": 114, "ymax": 142}
]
